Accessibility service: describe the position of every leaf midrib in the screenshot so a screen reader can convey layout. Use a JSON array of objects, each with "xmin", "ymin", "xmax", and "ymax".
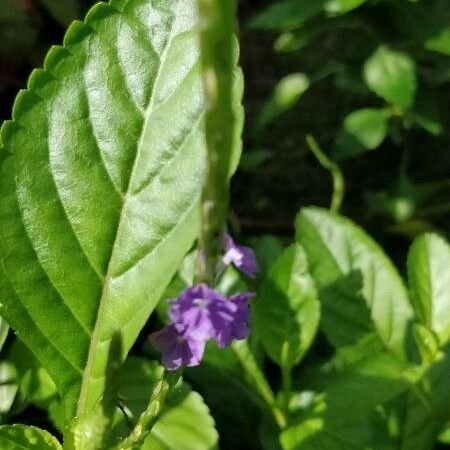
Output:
[{"xmin": 76, "ymin": 14, "xmax": 178, "ymax": 416}]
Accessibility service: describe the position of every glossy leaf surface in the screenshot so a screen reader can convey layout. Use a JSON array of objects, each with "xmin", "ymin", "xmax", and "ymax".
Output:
[
  {"xmin": 296, "ymin": 207, "xmax": 412, "ymax": 356},
  {"xmin": 0, "ymin": 0, "xmax": 242, "ymax": 422}
]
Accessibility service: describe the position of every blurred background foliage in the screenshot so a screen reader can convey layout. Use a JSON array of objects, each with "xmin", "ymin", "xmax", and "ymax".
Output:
[
  {"xmin": 235, "ymin": 0, "xmax": 450, "ymax": 262},
  {"xmin": 0, "ymin": 0, "xmax": 449, "ymax": 447}
]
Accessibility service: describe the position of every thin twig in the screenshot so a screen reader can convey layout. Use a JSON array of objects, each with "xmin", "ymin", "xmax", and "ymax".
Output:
[{"xmin": 306, "ymin": 134, "xmax": 345, "ymax": 213}]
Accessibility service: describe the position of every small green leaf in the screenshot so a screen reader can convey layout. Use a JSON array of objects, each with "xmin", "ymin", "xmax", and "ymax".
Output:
[
  {"xmin": 363, "ymin": 46, "xmax": 417, "ymax": 108},
  {"xmin": 344, "ymin": 108, "xmax": 388, "ymax": 149},
  {"xmin": 334, "ymin": 108, "xmax": 388, "ymax": 160},
  {"xmin": 0, "ymin": 425, "xmax": 62, "ymax": 449},
  {"xmin": 253, "ymin": 244, "xmax": 320, "ymax": 367},
  {"xmin": 324, "ymin": 0, "xmax": 366, "ymax": 14},
  {"xmin": 250, "ymin": 0, "xmax": 325, "ymax": 31},
  {"xmin": 408, "ymin": 233, "xmax": 450, "ymax": 347},
  {"xmin": 258, "ymin": 74, "xmax": 310, "ymax": 128},
  {"xmin": 296, "ymin": 207, "xmax": 413, "ymax": 357}
]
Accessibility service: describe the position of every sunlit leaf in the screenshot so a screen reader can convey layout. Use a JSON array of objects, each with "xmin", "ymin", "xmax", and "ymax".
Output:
[
  {"xmin": 296, "ymin": 207, "xmax": 413, "ymax": 357},
  {"xmin": 0, "ymin": 0, "xmax": 242, "ymax": 423},
  {"xmin": 324, "ymin": 0, "xmax": 367, "ymax": 15},
  {"xmin": 344, "ymin": 108, "xmax": 388, "ymax": 149},
  {"xmin": 0, "ymin": 425, "xmax": 62, "ymax": 450},
  {"xmin": 363, "ymin": 46, "xmax": 416, "ymax": 108}
]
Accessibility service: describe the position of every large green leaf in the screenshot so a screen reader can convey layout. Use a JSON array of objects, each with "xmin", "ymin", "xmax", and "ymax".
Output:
[
  {"xmin": 0, "ymin": 425, "xmax": 62, "ymax": 450},
  {"xmin": 0, "ymin": 0, "xmax": 241, "ymax": 422},
  {"xmin": 408, "ymin": 233, "xmax": 450, "ymax": 347},
  {"xmin": 296, "ymin": 208, "xmax": 413, "ymax": 357},
  {"xmin": 252, "ymin": 244, "xmax": 320, "ymax": 367},
  {"xmin": 363, "ymin": 46, "xmax": 416, "ymax": 108}
]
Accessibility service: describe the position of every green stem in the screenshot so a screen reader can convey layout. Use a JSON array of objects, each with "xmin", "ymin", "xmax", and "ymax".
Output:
[
  {"xmin": 118, "ymin": 371, "xmax": 181, "ymax": 450},
  {"xmin": 232, "ymin": 341, "xmax": 287, "ymax": 429},
  {"xmin": 306, "ymin": 134, "xmax": 345, "ymax": 213},
  {"xmin": 196, "ymin": 0, "xmax": 237, "ymax": 284}
]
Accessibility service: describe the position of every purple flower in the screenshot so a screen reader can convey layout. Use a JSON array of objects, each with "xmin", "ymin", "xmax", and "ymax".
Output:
[
  {"xmin": 214, "ymin": 292, "xmax": 254, "ymax": 348},
  {"xmin": 150, "ymin": 285, "xmax": 255, "ymax": 370},
  {"xmin": 169, "ymin": 285, "xmax": 228, "ymax": 342},
  {"xmin": 169, "ymin": 285, "xmax": 254, "ymax": 347},
  {"xmin": 222, "ymin": 234, "xmax": 259, "ymax": 278},
  {"xmin": 149, "ymin": 323, "xmax": 205, "ymax": 371}
]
